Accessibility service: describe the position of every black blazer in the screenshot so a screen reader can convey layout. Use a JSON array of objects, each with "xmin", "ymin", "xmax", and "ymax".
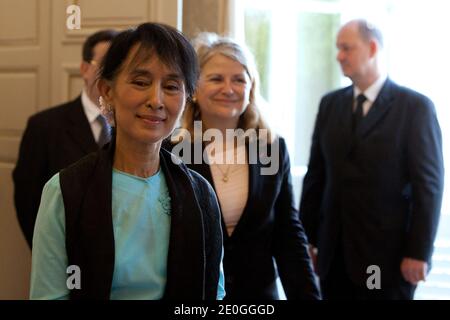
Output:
[
  {"xmin": 13, "ymin": 96, "xmax": 98, "ymax": 247},
  {"xmin": 300, "ymin": 78, "xmax": 444, "ymax": 286},
  {"xmin": 167, "ymin": 137, "xmax": 320, "ymax": 300}
]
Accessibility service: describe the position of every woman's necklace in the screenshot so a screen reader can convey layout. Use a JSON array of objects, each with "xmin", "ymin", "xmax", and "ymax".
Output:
[{"xmin": 214, "ymin": 164, "xmax": 232, "ymax": 183}]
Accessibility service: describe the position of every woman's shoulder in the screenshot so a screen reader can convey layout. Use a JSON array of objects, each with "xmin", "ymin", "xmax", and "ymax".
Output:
[
  {"xmin": 186, "ymin": 168, "xmax": 222, "ymax": 227},
  {"xmin": 36, "ymin": 173, "xmax": 65, "ymax": 225},
  {"xmin": 46, "ymin": 172, "xmax": 61, "ymax": 187},
  {"xmin": 271, "ymin": 135, "xmax": 286, "ymax": 148},
  {"xmin": 255, "ymin": 134, "xmax": 289, "ymax": 158},
  {"xmin": 187, "ymin": 168, "xmax": 214, "ymax": 192},
  {"xmin": 160, "ymin": 148, "xmax": 220, "ymax": 220},
  {"xmin": 41, "ymin": 173, "xmax": 63, "ymax": 200},
  {"xmin": 59, "ymin": 149, "xmax": 108, "ymax": 184}
]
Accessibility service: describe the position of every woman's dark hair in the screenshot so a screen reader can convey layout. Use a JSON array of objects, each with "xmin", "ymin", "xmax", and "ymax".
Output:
[{"xmin": 99, "ymin": 23, "xmax": 198, "ymax": 97}]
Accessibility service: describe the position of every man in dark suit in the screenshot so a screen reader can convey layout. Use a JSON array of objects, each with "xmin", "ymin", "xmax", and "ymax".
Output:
[
  {"xmin": 13, "ymin": 29, "xmax": 118, "ymax": 248},
  {"xmin": 299, "ymin": 19, "xmax": 444, "ymax": 299}
]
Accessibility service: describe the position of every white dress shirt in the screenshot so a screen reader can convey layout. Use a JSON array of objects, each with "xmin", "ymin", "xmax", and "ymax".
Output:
[
  {"xmin": 354, "ymin": 74, "xmax": 388, "ymax": 116},
  {"xmin": 81, "ymin": 89, "xmax": 103, "ymax": 143}
]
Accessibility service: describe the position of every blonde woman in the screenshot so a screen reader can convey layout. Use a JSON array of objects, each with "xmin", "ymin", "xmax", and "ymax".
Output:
[{"xmin": 167, "ymin": 33, "xmax": 320, "ymax": 300}]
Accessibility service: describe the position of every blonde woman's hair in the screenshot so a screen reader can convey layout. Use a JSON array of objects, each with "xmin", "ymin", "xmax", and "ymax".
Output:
[{"xmin": 180, "ymin": 32, "xmax": 275, "ymax": 143}]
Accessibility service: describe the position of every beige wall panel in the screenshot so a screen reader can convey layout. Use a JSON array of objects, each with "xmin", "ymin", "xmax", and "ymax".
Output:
[
  {"xmin": 0, "ymin": 0, "xmax": 37, "ymax": 45},
  {"xmin": 69, "ymin": 76, "xmax": 84, "ymax": 101},
  {"xmin": 0, "ymin": 165, "xmax": 31, "ymax": 300},
  {"xmin": 151, "ymin": 0, "xmax": 181, "ymax": 29},
  {"xmin": 0, "ymin": 72, "xmax": 38, "ymax": 131},
  {"xmin": 80, "ymin": 0, "xmax": 148, "ymax": 23},
  {"xmin": 61, "ymin": 64, "xmax": 83, "ymax": 101},
  {"xmin": 0, "ymin": 137, "xmax": 20, "ymax": 163},
  {"xmin": 0, "ymin": 0, "xmax": 50, "ymax": 299}
]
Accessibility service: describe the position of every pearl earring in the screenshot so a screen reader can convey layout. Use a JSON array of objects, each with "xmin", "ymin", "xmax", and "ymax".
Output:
[
  {"xmin": 98, "ymin": 96, "xmax": 115, "ymax": 127},
  {"xmin": 99, "ymin": 96, "xmax": 112, "ymax": 112}
]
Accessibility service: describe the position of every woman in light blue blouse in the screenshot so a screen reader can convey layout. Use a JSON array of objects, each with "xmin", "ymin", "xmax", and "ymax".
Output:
[{"xmin": 30, "ymin": 23, "xmax": 225, "ymax": 300}]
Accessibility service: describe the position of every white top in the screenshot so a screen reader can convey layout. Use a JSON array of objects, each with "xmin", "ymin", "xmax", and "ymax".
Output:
[
  {"xmin": 81, "ymin": 89, "xmax": 103, "ymax": 143},
  {"xmin": 354, "ymin": 74, "xmax": 388, "ymax": 116},
  {"xmin": 208, "ymin": 144, "xmax": 248, "ymax": 236}
]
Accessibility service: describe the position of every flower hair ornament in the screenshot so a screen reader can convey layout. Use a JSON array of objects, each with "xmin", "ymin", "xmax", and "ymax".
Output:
[{"xmin": 98, "ymin": 96, "xmax": 115, "ymax": 126}]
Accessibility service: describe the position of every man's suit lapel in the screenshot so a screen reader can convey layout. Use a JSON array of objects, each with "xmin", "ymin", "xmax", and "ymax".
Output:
[
  {"xmin": 356, "ymin": 78, "xmax": 395, "ymax": 137},
  {"xmin": 65, "ymin": 96, "xmax": 98, "ymax": 154}
]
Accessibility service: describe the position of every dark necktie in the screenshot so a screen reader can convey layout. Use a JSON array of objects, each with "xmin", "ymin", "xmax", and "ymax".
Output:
[
  {"xmin": 353, "ymin": 93, "xmax": 367, "ymax": 133},
  {"xmin": 97, "ymin": 114, "xmax": 111, "ymax": 147}
]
